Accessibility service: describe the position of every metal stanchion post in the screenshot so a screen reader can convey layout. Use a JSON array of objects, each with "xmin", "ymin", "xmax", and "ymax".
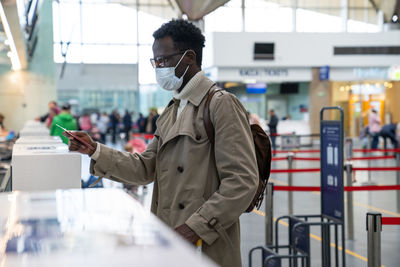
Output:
[
  {"xmin": 345, "ymin": 138, "xmax": 353, "ymax": 161},
  {"xmin": 287, "ymin": 152, "xmax": 294, "ymax": 215},
  {"xmin": 345, "ymin": 161, "xmax": 354, "ymax": 240},
  {"xmin": 265, "ymin": 183, "xmax": 274, "ymax": 246},
  {"xmin": 367, "ymin": 213, "xmax": 382, "ymax": 267},
  {"xmin": 321, "ymin": 223, "xmax": 331, "ymax": 267},
  {"xmin": 396, "ymin": 153, "xmax": 400, "ymax": 213}
]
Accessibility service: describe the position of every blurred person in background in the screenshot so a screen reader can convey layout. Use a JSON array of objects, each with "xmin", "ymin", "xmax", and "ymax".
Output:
[
  {"xmin": 368, "ymin": 109, "xmax": 381, "ymax": 149},
  {"xmin": 380, "ymin": 123, "xmax": 398, "ymax": 149},
  {"xmin": 144, "ymin": 108, "xmax": 159, "ymax": 134},
  {"xmin": 0, "ymin": 113, "xmax": 6, "ymax": 136},
  {"xmin": 50, "ymin": 103, "xmax": 78, "ymax": 144},
  {"xmin": 268, "ymin": 109, "xmax": 279, "ymax": 153},
  {"xmin": 45, "ymin": 108, "xmax": 59, "ymax": 128},
  {"xmin": 110, "ymin": 110, "xmax": 120, "ymax": 144},
  {"xmin": 97, "ymin": 112, "xmax": 109, "ymax": 144},
  {"xmin": 0, "ymin": 113, "xmax": 4, "ymax": 130},
  {"xmin": 36, "ymin": 101, "xmax": 60, "ymax": 128},
  {"xmin": 123, "ymin": 110, "xmax": 133, "ymax": 142},
  {"xmin": 136, "ymin": 113, "xmax": 146, "ymax": 133},
  {"xmin": 79, "ymin": 113, "xmax": 93, "ymax": 131},
  {"xmin": 90, "ymin": 111, "xmax": 99, "ymax": 125}
]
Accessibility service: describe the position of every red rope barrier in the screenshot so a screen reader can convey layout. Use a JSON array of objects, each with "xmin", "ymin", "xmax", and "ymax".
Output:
[
  {"xmin": 345, "ymin": 185, "xmax": 400, "ymax": 191},
  {"xmin": 272, "ymin": 150, "xmax": 320, "ymax": 154},
  {"xmin": 274, "ymin": 185, "xmax": 320, "ymax": 191},
  {"xmin": 273, "ymin": 185, "xmax": 400, "ymax": 191},
  {"xmin": 353, "ymin": 167, "xmax": 400, "ymax": 172},
  {"xmin": 349, "ymin": 156, "xmax": 395, "ymax": 161},
  {"xmin": 271, "ymin": 157, "xmax": 287, "ymax": 161},
  {"xmin": 270, "ymin": 168, "xmax": 320, "ymax": 173},
  {"xmin": 292, "ymin": 157, "xmax": 320, "ymax": 161},
  {"xmin": 382, "ymin": 217, "xmax": 400, "ymax": 225},
  {"xmin": 274, "ymin": 156, "xmax": 395, "ymax": 161},
  {"xmin": 353, "ymin": 148, "xmax": 400, "ymax": 153},
  {"xmin": 273, "ymin": 148, "xmax": 400, "ymax": 154}
]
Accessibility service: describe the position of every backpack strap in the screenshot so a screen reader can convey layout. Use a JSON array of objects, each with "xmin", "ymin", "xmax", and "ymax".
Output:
[{"xmin": 203, "ymin": 86, "xmax": 222, "ymax": 145}]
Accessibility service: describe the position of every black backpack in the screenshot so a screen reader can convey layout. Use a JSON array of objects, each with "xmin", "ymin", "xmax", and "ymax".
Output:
[{"xmin": 203, "ymin": 88, "xmax": 272, "ymax": 212}]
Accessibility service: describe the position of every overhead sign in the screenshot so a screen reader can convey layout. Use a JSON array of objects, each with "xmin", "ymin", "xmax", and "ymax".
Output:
[
  {"xmin": 246, "ymin": 82, "xmax": 267, "ymax": 94},
  {"xmin": 320, "ymin": 107, "xmax": 344, "ymax": 223},
  {"xmin": 239, "ymin": 68, "xmax": 288, "ymax": 77},
  {"xmin": 319, "ymin": 66, "xmax": 330, "ymax": 80},
  {"xmin": 204, "ymin": 67, "xmax": 312, "ymax": 82},
  {"xmin": 353, "ymin": 67, "xmax": 388, "ymax": 80},
  {"xmin": 330, "ymin": 67, "xmax": 389, "ymax": 81}
]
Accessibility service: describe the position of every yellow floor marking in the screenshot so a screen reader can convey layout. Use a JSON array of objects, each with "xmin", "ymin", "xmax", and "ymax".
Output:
[
  {"xmin": 352, "ymin": 201, "xmax": 400, "ymax": 217},
  {"xmin": 269, "ymin": 179, "xmax": 400, "ymax": 217},
  {"xmin": 252, "ymin": 210, "xmax": 386, "ymax": 266}
]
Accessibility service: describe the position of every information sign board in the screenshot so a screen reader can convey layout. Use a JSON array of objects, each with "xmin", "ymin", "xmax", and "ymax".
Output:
[{"xmin": 320, "ymin": 108, "xmax": 344, "ymax": 222}]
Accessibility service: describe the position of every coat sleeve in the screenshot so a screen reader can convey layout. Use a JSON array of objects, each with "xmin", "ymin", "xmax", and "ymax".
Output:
[
  {"xmin": 89, "ymin": 137, "xmax": 158, "ymax": 185},
  {"xmin": 185, "ymin": 92, "xmax": 259, "ymax": 246}
]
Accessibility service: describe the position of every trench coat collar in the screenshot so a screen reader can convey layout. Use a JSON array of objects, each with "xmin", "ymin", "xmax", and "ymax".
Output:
[
  {"xmin": 185, "ymin": 74, "xmax": 216, "ymax": 107},
  {"xmin": 154, "ymin": 74, "xmax": 215, "ymax": 144}
]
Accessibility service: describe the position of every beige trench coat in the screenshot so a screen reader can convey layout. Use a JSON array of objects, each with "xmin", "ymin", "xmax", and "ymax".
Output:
[{"xmin": 90, "ymin": 76, "xmax": 259, "ymax": 267}]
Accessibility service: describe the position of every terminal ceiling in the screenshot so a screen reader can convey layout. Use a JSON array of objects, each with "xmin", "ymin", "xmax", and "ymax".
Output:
[
  {"xmin": 114, "ymin": 0, "xmax": 398, "ymax": 22},
  {"xmin": 0, "ymin": 0, "xmax": 398, "ymax": 70}
]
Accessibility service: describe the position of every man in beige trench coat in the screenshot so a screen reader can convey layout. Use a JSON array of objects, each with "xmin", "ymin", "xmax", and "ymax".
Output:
[{"xmin": 67, "ymin": 19, "xmax": 258, "ymax": 267}]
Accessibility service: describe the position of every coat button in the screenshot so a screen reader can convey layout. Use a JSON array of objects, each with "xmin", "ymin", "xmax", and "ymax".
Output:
[
  {"xmin": 177, "ymin": 166, "xmax": 184, "ymax": 173},
  {"xmin": 196, "ymin": 135, "xmax": 201, "ymax": 140},
  {"xmin": 178, "ymin": 203, "xmax": 185, "ymax": 209}
]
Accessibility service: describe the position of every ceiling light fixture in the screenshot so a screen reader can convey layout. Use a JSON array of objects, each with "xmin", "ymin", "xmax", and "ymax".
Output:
[{"xmin": 0, "ymin": 3, "xmax": 22, "ymax": 71}]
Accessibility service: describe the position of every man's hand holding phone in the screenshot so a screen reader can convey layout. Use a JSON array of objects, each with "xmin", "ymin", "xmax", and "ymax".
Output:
[{"xmin": 62, "ymin": 130, "xmax": 97, "ymax": 156}]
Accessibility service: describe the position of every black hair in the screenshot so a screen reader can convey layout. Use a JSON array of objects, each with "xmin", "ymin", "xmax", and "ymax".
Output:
[
  {"xmin": 61, "ymin": 103, "xmax": 71, "ymax": 110},
  {"xmin": 153, "ymin": 19, "xmax": 205, "ymax": 67}
]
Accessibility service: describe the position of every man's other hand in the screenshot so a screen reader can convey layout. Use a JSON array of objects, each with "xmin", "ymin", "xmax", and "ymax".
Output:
[
  {"xmin": 65, "ymin": 131, "xmax": 97, "ymax": 156},
  {"xmin": 175, "ymin": 224, "xmax": 200, "ymax": 244}
]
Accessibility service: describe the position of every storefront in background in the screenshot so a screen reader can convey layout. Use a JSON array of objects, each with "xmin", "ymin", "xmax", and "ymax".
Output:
[{"xmin": 330, "ymin": 66, "xmax": 400, "ymax": 137}]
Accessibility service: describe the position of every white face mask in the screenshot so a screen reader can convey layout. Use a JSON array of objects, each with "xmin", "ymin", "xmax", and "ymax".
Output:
[{"xmin": 155, "ymin": 51, "xmax": 190, "ymax": 91}]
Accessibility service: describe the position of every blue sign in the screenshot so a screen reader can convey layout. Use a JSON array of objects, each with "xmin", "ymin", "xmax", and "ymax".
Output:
[
  {"xmin": 289, "ymin": 217, "xmax": 310, "ymax": 255},
  {"xmin": 262, "ymin": 249, "xmax": 281, "ymax": 267},
  {"xmin": 246, "ymin": 82, "xmax": 267, "ymax": 94},
  {"xmin": 321, "ymin": 120, "xmax": 344, "ymax": 222},
  {"xmin": 319, "ymin": 66, "xmax": 330, "ymax": 80}
]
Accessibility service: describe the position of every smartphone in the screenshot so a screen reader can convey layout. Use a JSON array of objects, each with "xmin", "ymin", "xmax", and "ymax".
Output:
[{"xmin": 56, "ymin": 124, "xmax": 95, "ymax": 150}]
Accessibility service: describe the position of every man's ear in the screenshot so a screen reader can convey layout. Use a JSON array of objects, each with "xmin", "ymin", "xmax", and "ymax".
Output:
[{"xmin": 186, "ymin": 50, "xmax": 197, "ymax": 65}]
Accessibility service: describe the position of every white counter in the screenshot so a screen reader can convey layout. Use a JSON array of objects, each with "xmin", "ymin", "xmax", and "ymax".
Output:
[
  {"xmin": 11, "ymin": 143, "xmax": 81, "ymax": 191},
  {"xmin": 0, "ymin": 189, "xmax": 217, "ymax": 267}
]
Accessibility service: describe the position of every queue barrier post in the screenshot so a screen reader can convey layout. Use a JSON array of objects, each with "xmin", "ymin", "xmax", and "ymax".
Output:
[
  {"xmin": 287, "ymin": 152, "xmax": 294, "ymax": 215},
  {"xmin": 265, "ymin": 183, "xmax": 274, "ymax": 246},
  {"xmin": 345, "ymin": 161, "xmax": 354, "ymax": 240},
  {"xmin": 396, "ymin": 152, "xmax": 400, "ymax": 213},
  {"xmin": 366, "ymin": 213, "xmax": 382, "ymax": 267}
]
